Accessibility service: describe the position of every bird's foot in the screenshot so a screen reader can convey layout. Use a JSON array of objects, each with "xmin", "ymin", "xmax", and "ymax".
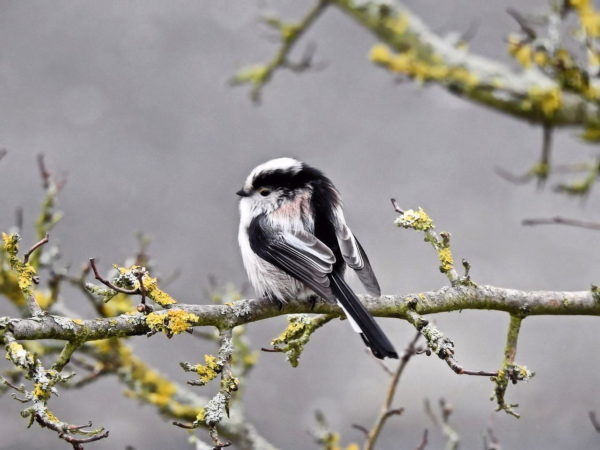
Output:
[
  {"xmin": 307, "ymin": 295, "xmax": 319, "ymax": 311},
  {"xmin": 262, "ymin": 295, "xmax": 284, "ymax": 311}
]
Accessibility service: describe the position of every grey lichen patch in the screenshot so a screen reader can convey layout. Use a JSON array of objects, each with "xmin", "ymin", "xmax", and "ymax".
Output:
[
  {"xmin": 420, "ymin": 323, "xmax": 455, "ymax": 358},
  {"xmin": 204, "ymin": 391, "xmax": 229, "ymax": 426},
  {"xmin": 121, "ymin": 313, "xmax": 145, "ymax": 325},
  {"xmin": 6, "ymin": 341, "xmax": 34, "ymax": 368},
  {"xmin": 229, "ymin": 301, "xmax": 251, "ymax": 318},
  {"xmin": 52, "ymin": 316, "xmax": 79, "ymax": 331},
  {"xmin": 112, "ymin": 268, "xmax": 138, "ymax": 290},
  {"xmin": 0, "ymin": 316, "xmax": 11, "ymax": 329}
]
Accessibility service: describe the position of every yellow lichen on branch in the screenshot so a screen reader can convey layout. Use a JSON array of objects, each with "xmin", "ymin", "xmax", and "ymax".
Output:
[
  {"xmin": 571, "ymin": 0, "xmax": 600, "ymax": 37},
  {"xmin": 507, "ymin": 36, "xmax": 533, "ymax": 69},
  {"xmin": 525, "ymin": 86, "xmax": 562, "ymax": 118},
  {"xmin": 6, "ymin": 341, "xmax": 35, "ymax": 367},
  {"xmin": 146, "ymin": 310, "xmax": 199, "ymax": 336},
  {"xmin": 194, "ymin": 354, "xmax": 222, "ymax": 385},
  {"xmin": 271, "ymin": 314, "xmax": 334, "ymax": 367},
  {"xmin": 113, "ymin": 265, "xmax": 177, "ymax": 307},
  {"xmin": 394, "ymin": 207, "xmax": 433, "ymax": 232},
  {"xmin": 142, "ymin": 274, "xmax": 177, "ymax": 307},
  {"xmin": 2, "ymin": 233, "xmax": 37, "ymax": 296},
  {"xmin": 394, "ymin": 206, "xmax": 461, "ymax": 282},
  {"xmin": 369, "ymin": 44, "xmax": 479, "ymax": 88},
  {"xmin": 438, "ymin": 247, "xmax": 454, "ymax": 275}
]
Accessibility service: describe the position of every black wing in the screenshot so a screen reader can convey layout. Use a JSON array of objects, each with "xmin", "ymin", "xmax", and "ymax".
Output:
[
  {"xmin": 248, "ymin": 214, "xmax": 336, "ymax": 300},
  {"xmin": 248, "ymin": 214, "xmax": 397, "ymax": 359}
]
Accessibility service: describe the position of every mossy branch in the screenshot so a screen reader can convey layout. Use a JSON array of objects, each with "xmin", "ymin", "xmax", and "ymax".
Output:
[
  {"xmin": 231, "ymin": 0, "xmax": 330, "ymax": 102},
  {"xmin": 266, "ymin": 314, "xmax": 335, "ymax": 367},
  {"xmin": 334, "ymin": 1, "xmax": 600, "ymax": 129},
  {"xmin": 2, "ymin": 332, "xmax": 109, "ymax": 448},
  {"xmin": 237, "ymin": 0, "xmax": 600, "ymax": 128},
  {"xmin": 4, "ymin": 285, "xmax": 600, "ymax": 342},
  {"xmin": 491, "ymin": 315, "xmax": 533, "ymax": 418},
  {"xmin": 392, "ymin": 201, "xmax": 461, "ymax": 284}
]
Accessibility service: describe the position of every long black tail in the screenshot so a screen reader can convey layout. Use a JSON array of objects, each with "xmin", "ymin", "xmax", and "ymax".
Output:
[{"xmin": 329, "ymin": 272, "xmax": 398, "ymax": 359}]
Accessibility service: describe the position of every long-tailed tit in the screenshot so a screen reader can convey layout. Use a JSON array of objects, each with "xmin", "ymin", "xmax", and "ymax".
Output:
[{"xmin": 237, "ymin": 158, "xmax": 398, "ymax": 359}]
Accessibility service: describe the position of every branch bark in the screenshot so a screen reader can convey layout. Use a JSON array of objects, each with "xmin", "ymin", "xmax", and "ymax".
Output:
[{"xmin": 4, "ymin": 284, "xmax": 598, "ymax": 342}]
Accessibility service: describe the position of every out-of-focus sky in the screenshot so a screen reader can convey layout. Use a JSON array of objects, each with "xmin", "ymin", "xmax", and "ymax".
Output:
[{"xmin": 0, "ymin": 1, "xmax": 599, "ymax": 449}]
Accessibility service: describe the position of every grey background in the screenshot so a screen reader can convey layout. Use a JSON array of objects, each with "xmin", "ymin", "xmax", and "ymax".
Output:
[{"xmin": 0, "ymin": 0, "xmax": 599, "ymax": 448}]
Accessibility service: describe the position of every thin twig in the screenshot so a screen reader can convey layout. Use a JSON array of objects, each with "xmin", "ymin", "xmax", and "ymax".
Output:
[
  {"xmin": 390, "ymin": 198, "xmax": 404, "ymax": 214},
  {"xmin": 23, "ymin": 233, "xmax": 49, "ymax": 264},
  {"xmin": 52, "ymin": 341, "xmax": 80, "ymax": 372},
  {"xmin": 34, "ymin": 412, "xmax": 109, "ymax": 449},
  {"xmin": 506, "ymin": 7, "xmax": 537, "ymax": 41},
  {"xmin": 406, "ymin": 310, "xmax": 498, "ymax": 378},
  {"xmin": 58, "ymin": 429, "xmax": 109, "ymax": 449},
  {"xmin": 415, "ymin": 429, "xmax": 429, "ymax": 450},
  {"xmin": 352, "ymin": 423, "xmax": 369, "ymax": 437},
  {"xmin": 445, "ymin": 359, "xmax": 498, "ymax": 377},
  {"xmin": 209, "ymin": 426, "xmax": 232, "ymax": 448},
  {"xmin": 537, "ymin": 123, "xmax": 553, "ymax": 187},
  {"xmin": 492, "ymin": 315, "xmax": 527, "ymax": 417},
  {"xmin": 495, "ymin": 166, "xmax": 536, "ymax": 184},
  {"xmin": 424, "ymin": 398, "xmax": 460, "ymax": 450},
  {"xmin": 232, "ymin": 0, "xmax": 330, "ymax": 102},
  {"xmin": 88, "ymin": 258, "xmax": 139, "ymax": 295},
  {"xmin": 260, "ymin": 347, "xmax": 284, "ymax": 353},
  {"xmin": 368, "ymin": 348, "xmax": 394, "ymax": 376},
  {"xmin": 522, "ymin": 216, "xmax": 600, "ymax": 230},
  {"xmin": 36, "ymin": 153, "xmax": 51, "ymax": 189},
  {"xmin": 282, "ymin": 41, "xmax": 328, "ymax": 72},
  {"xmin": 173, "ymin": 421, "xmax": 197, "ymax": 429},
  {"xmin": 364, "ymin": 331, "xmax": 421, "ymax": 450},
  {"xmin": 483, "ymin": 425, "xmax": 502, "ymax": 450}
]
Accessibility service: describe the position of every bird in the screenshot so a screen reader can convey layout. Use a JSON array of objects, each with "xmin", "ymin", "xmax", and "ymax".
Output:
[{"xmin": 236, "ymin": 157, "xmax": 398, "ymax": 359}]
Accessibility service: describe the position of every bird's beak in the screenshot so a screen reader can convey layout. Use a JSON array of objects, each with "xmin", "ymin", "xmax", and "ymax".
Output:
[{"xmin": 236, "ymin": 189, "xmax": 250, "ymax": 197}]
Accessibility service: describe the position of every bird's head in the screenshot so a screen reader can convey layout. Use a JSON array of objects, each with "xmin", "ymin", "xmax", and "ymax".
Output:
[{"xmin": 237, "ymin": 157, "xmax": 334, "ymax": 211}]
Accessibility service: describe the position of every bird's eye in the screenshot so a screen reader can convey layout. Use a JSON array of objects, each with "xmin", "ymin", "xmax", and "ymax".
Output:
[{"xmin": 259, "ymin": 188, "xmax": 271, "ymax": 197}]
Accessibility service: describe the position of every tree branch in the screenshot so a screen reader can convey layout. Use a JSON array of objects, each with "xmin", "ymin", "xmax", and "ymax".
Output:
[
  {"xmin": 491, "ymin": 315, "xmax": 532, "ymax": 417},
  {"xmin": 3, "ymin": 285, "xmax": 599, "ymax": 342},
  {"xmin": 364, "ymin": 331, "xmax": 421, "ymax": 450},
  {"xmin": 332, "ymin": 0, "xmax": 599, "ymax": 128},
  {"xmin": 522, "ymin": 216, "xmax": 600, "ymax": 230},
  {"xmin": 424, "ymin": 398, "xmax": 459, "ymax": 450},
  {"xmin": 231, "ymin": 0, "xmax": 330, "ymax": 102}
]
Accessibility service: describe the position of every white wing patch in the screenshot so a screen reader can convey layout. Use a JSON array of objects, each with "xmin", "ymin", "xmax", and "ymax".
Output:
[
  {"xmin": 337, "ymin": 222, "xmax": 364, "ymax": 269},
  {"xmin": 333, "ymin": 206, "xmax": 381, "ymax": 296}
]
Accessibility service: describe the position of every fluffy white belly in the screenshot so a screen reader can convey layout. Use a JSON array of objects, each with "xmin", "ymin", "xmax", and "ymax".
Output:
[
  {"xmin": 238, "ymin": 193, "xmax": 315, "ymax": 302},
  {"xmin": 238, "ymin": 226, "xmax": 310, "ymax": 301}
]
